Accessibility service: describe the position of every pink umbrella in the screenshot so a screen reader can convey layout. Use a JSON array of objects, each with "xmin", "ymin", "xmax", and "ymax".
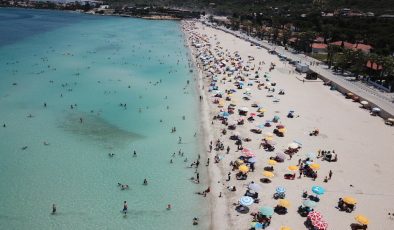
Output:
[
  {"xmin": 307, "ymin": 211, "xmax": 323, "ymax": 222},
  {"xmin": 242, "ymin": 148, "xmax": 251, "ymax": 154},
  {"xmin": 245, "ymin": 152, "xmax": 256, "ymax": 157},
  {"xmin": 250, "ymin": 113, "xmax": 257, "ymax": 117},
  {"xmin": 313, "ymin": 220, "xmax": 328, "ymax": 230}
]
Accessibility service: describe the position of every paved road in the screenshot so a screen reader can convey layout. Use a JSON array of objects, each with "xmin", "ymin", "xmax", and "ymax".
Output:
[{"xmin": 203, "ymin": 21, "xmax": 394, "ymax": 117}]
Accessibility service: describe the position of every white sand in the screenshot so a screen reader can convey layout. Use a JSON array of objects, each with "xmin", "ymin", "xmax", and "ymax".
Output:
[{"xmin": 183, "ymin": 20, "xmax": 394, "ymax": 230}]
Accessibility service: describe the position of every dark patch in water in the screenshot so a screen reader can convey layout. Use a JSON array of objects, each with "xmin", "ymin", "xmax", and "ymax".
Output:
[{"xmin": 59, "ymin": 113, "xmax": 143, "ymax": 148}]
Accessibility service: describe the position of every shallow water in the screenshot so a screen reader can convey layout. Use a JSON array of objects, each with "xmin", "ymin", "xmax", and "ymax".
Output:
[{"xmin": 0, "ymin": 8, "xmax": 208, "ymax": 230}]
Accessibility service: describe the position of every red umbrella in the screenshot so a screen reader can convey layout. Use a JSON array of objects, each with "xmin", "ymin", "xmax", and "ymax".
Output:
[
  {"xmin": 250, "ymin": 113, "xmax": 257, "ymax": 117},
  {"xmin": 276, "ymin": 124, "xmax": 285, "ymax": 129},
  {"xmin": 307, "ymin": 211, "xmax": 323, "ymax": 222},
  {"xmin": 313, "ymin": 220, "xmax": 328, "ymax": 230},
  {"xmin": 242, "ymin": 148, "xmax": 251, "ymax": 154}
]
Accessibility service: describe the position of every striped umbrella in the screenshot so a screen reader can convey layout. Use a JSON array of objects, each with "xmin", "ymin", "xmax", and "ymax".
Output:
[
  {"xmin": 276, "ymin": 186, "xmax": 286, "ymax": 193},
  {"xmin": 313, "ymin": 220, "xmax": 328, "ymax": 230},
  {"xmin": 239, "ymin": 196, "xmax": 254, "ymax": 206}
]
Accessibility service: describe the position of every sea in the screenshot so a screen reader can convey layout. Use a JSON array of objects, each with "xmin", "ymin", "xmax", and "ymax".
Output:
[{"xmin": 0, "ymin": 8, "xmax": 208, "ymax": 230}]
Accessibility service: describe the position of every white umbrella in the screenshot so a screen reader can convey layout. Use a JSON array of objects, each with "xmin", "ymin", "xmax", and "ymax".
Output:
[
  {"xmin": 288, "ymin": 143, "xmax": 299, "ymax": 149},
  {"xmin": 239, "ymin": 196, "xmax": 254, "ymax": 206},
  {"xmin": 239, "ymin": 107, "xmax": 249, "ymax": 112},
  {"xmin": 248, "ymin": 183, "xmax": 262, "ymax": 192},
  {"xmin": 360, "ymin": 100, "xmax": 368, "ymax": 105}
]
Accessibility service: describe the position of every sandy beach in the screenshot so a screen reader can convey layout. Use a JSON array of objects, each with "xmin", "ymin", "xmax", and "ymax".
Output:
[{"xmin": 183, "ymin": 20, "xmax": 394, "ymax": 230}]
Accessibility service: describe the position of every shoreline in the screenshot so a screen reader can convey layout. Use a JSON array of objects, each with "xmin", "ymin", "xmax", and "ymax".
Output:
[{"xmin": 182, "ymin": 20, "xmax": 231, "ymax": 230}]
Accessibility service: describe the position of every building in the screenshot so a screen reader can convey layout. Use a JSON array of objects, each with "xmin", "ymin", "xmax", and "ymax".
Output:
[{"xmin": 311, "ymin": 43, "xmax": 327, "ymax": 54}]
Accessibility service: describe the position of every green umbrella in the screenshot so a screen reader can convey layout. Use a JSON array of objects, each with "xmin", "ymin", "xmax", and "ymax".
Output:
[{"xmin": 259, "ymin": 206, "xmax": 274, "ymax": 217}]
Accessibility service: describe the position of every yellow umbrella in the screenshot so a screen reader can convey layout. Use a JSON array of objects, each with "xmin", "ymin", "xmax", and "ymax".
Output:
[
  {"xmin": 235, "ymin": 159, "xmax": 244, "ymax": 164},
  {"xmin": 280, "ymin": 226, "xmax": 291, "ymax": 230},
  {"xmin": 278, "ymin": 128, "xmax": 286, "ymax": 133},
  {"xmin": 268, "ymin": 159, "xmax": 277, "ymax": 165},
  {"xmin": 288, "ymin": 165, "xmax": 299, "ymax": 171},
  {"xmin": 265, "ymin": 136, "xmax": 273, "ymax": 141},
  {"xmin": 265, "ymin": 132, "xmax": 274, "ymax": 138},
  {"xmin": 343, "ymin": 196, "xmax": 357, "ymax": 205},
  {"xmin": 309, "ymin": 163, "xmax": 321, "ymax": 170},
  {"xmin": 262, "ymin": 171, "xmax": 274, "ymax": 178},
  {"xmin": 278, "ymin": 199, "xmax": 290, "ymax": 208},
  {"xmin": 258, "ymin": 108, "xmax": 267, "ymax": 113},
  {"xmin": 218, "ymin": 100, "xmax": 225, "ymax": 107},
  {"xmin": 238, "ymin": 164, "xmax": 249, "ymax": 173},
  {"xmin": 355, "ymin": 214, "xmax": 369, "ymax": 225}
]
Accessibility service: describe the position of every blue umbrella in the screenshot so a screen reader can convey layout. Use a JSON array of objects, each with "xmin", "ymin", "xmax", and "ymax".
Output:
[
  {"xmin": 240, "ymin": 196, "xmax": 254, "ymax": 206},
  {"xmin": 219, "ymin": 111, "xmax": 230, "ymax": 117},
  {"xmin": 259, "ymin": 206, "xmax": 274, "ymax": 217},
  {"xmin": 276, "ymin": 186, "xmax": 286, "ymax": 193},
  {"xmin": 303, "ymin": 199, "xmax": 317, "ymax": 208},
  {"xmin": 273, "ymin": 115, "xmax": 280, "ymax": 120},
  {"xmin": 312, "ymin": 186, "xmax": 325, "ymax": 195},
  {"xmin": 256, "ymin": 124, "xmax": 265, "ymax": 129},
  {"xmin": 248, "ymin": 157, "xmax": 257, "ymax": 163},
  {"xmin": 255, "ymin": 223, "xmax": 263, "ymax": 229}
]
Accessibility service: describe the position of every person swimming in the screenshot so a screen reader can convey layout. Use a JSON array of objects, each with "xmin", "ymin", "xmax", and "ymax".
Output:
[
  {"xmin": 143, "ymin": 179, "xmax": 148, "ymax": 185},
  {"xmin": 122, "ymin": 201, "xmax": 128, "ymax": 214},
  {"xmin": 52, "ymin": 204, "xmax": 56, "ymax": 215}
]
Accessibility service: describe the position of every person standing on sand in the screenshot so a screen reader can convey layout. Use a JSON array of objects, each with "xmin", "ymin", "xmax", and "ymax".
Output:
[
  {"xmin": 329, "ymin": 170, "xmax": 333, "ymax": 180},
  {"xmin": 206, "ymin": 158, "xmax": 210, "ymax": 166},
  {"xmin": 226, "ymin": 172, "xmax": 231, "ymax": 181}
]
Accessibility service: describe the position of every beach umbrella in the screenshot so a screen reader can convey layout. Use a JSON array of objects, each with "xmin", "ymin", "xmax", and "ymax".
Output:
[
  {"xmin": 307, "ymin": 211, "xmax": 323, "ymax": 222},
  {"xmin": 263, "ymin": 171, "xmax": 274, "ymax": 178},
  {"xmin": 306, "ymin": 152, "xmax": 317, "ymax": 159},
  {"xmin": 313, "ymin": 220, "xmax": 328, "ymax": 230},
  {"xmin": 343, "ymin": 196, "xmax": 357, "ymax": 205},
  {"xmin": 287, "ymin": 165, "xmax": 299, "ymax": 171},
  {"xmin": 239, "ymin": 107, "xmax": 249, "ymax": 112},
  {"xmin": 276, "ymin": 186, "xmax": 286, "ymax": 193},
  {"xmin": 288, "ymin": 143, "xmax": 299, "ymax": 149},
  {"xmin": 248, "ymin": 183, "xmax": 262, "ymax": 192},
  {"xmin": 267, "ymin": 159, "xmax": 277, "ymax": 165},
  {"xmin": 250, "ymin": 113, "xmax": 257, "ymax": 117},
  {"xmin": 309, "ymin": 163, "xmax": 321, "ymax": 170},
  {"xmin": 239, "ymin": 164, "xmax": 249, "ymax": 173},
  {"xmin": 253, "ymin": 222, "xmax": 263, "ymax": 229},
  {"xmin": 256, "ymin": 124, "xmax": 265, "ymax": 129},
  {"xmin": 265, "ymin": 136, "xmax": 274, "ymax": 141},
  {"xmin": 242, "ymin": 148, "xmax": 251, "ymax": 154},
  {"xmin": 218, "ymin": 111, "xmax": 230, "ymax": 117},
  {"xmin": 305, "ymin": 161, "xmax": 313, "ymax": 165},
  {"xmin": 312, "ymin": 186, "xmax": 325, "ymax": 195},
  {"xmin": 280, "ymin": 226, "xmax": 291, "ymax": 230},
  {"xmin": 273, "ymin": 115, "xmax": 280, "ymax": 120},
  {"xmin": 248, "ymin": 157, "xmax": 257, "ymax": 163},
  {"xmin": 303, "ymin": 199, "xmax": 317, "ymax": 208},
  {"xmin": 278, "ymin": 128, "xmax": 286, "ymax": 133},
  {"xmin": 276, "ymin": 152, "xmax": 286, "ymax": 161},
  {"xmin": 276, "ymin": 124, "xmax": 285, "ymax": 129},
  {"xmin": 259, "ymin": 206, "xmax": 274, "ymax": 217},
  {"xmin": 278, "ymin": 199, "xmax": 290, "ymax": 208},
  {"xmin": 355, "ymin": 214, "xmax": 369, "ymax": 225},
  {"xmin": 360, "ymin": 100, "xmax": 368, "ymax": 105},
  {"xmin": 245, "ymin": 152, "xmax": 256, "ymax": 157},
  {"xmin": 258, "ymin": 108, "xmax": 267, "ymax": 113},
  {"xmin": 372, "ymin": 107, "xmax": 381, "ymax": 112},
  {"xmin": 235, "ymin": 159, "xmax": 244, "ymax": 165},
  {"xmin": 239, "ymin": 196, "xmax": 254, "ymax": 206},
  {"xmin": 265, "ymin": 132, "xmax": 274, "ymax": 137}
]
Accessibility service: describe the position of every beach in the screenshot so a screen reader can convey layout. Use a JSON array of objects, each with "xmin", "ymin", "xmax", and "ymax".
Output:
[{"xmin": 183, "ymin": 20, "xmax": 394, "ymax": 229}]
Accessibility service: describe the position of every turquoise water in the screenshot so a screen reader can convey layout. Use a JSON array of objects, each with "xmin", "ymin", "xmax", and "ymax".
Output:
[{"xmin": 0, "ymin": 8, "xmax": 208, "ymax": 230}]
